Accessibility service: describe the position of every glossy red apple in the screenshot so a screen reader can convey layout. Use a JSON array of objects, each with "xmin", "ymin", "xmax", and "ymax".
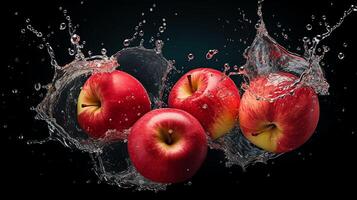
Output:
[
  {"xmin": 128, "ymin": 108, "xmax": 207, "ymax": 183},
  {"xmin": 77, "ymin": 70, "xmax": 151, "ymax": 140},
  {"xmin": 168, "ymin": 68, "xmax": 241, "ymax": 139},
  {"xmin": 239, "ymin": 72, "xmax": 320, "ymax": 153}
]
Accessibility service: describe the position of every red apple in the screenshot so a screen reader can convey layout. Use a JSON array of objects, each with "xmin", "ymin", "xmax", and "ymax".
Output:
[
  {"xmin": 239, "ymin": 72, "xmax": 320, "ymax": 153},
  {"xmin": 128, "ymin": 108, "xmax": 207, "ymax": 183},
  {"xmin": 168, "ymin": 68, "xmax": 241, "ymax": 139},
  {"xmin": 77, "ymin": 70, "xmax": 151, "ymax": 140}
]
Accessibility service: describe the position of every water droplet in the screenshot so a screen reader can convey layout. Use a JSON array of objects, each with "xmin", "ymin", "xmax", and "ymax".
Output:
[
  {"xmin": 87, "ymin": 50, "xmax": 92, "ymax": 56},
  {"xmin": 168, "ymin": 129, "xmax": 173, "ymax": 134},
  {"xmin": 137, "ymin": 113, "xmax": 141, "ymax": 116},
  {"xmin": 18, "ymin": 135, "xmax": 24, "ymax": 140},
  {"xmin": 70, "ymin": 34, "xmax": 80, "ymax": 44},
  {"xmin": 68, "ymin": 48, "xmax": 75, "ymax": 56},
  {"xmin": 59, "ymin": 6, "xmax": 63, "ymax": 11},
  {"xmin": 202, "ymin": 104, "xmax": 208, "ymax": 109},
  {"xmin": 282, "ymin": 33, "xmax": 288, "ymax": 40},
  {"xmin": 37, "ymin": 44, "xmax": 44, "ymax": 49},
  {"xmin": 20, "ymin": 29, "xmax": 26, "ymax": 34},
  {"xmin": 343, "ymin": 42, "xmax": 348, "ymax": 48},
  {"xmin": 322, "ymin": 15, "xmax": 327, "ymax": 20},
  {"xmin": 352, "ymin": 5, "xmax": 357, "ymax": 12},
  {"xmin": 159, "ymin": 26, "xmax": 165, "ymax": 33},
  {"xmin": 338, "ymin": 52, "xmax": 344, "ymax": 60},
  {"xmin": 152, "ymin": 3, "xmax": 156, "ymax": 8},
  {"xmin": 187, "ymin": 53, "xmax": 194, "ymax": 61},
  {"xmin": 139, "ymin": 30, "xmax": 144, "ymax": 37},
  {"xmin": 142, "ymin": 19, "xmax": 146, "ymax": 24},
  {"xmin": 35, "ymin": 32, "xmax": 42, "ymax": 37},
  {"xmin": 59, "ymin": 23, "xmax": 66, "ymax": 30},
  {"xmin": 101, "ymin": 48, "xmax": 107, "ymax": 55},
  {"xmin": 186, "ymin": 181, "xmax": 192, "ymax": 186},
  {"xmin": 306, "ymin": 24, "xmax": 312, "ymax": 30},
  {"xmin": 25, "ymin": 18, "xmax": 30, "ymax": 23},
  {"xmin": 141, "ymin": 12, "xmax": 145, "ymax": 16},
  {"xmin": 155, "ymin": 40, "xmax": 164, "ymax": 54},
  {"xmin": 323, "ymin": 45, "xmax": 330, "ymax": 52},
  {"xmin": 311, "ymin": 15, "xmax": 315, "ymax": 20},
  {"xmin": 206, "ymin": 49, "xmax": 219, "ymax": 60},
  {"xmin": 12, "ymin": 89, "xmax": 18, "ymax": 94},
  {"xmin": 123, "ymin": 39, "xmax": 130, "ymax": 47},
  {"xmin": 149, "ymin": 8, "xmax": 153, "ymax": 12},
  {"xmin": 125, "ymin": 118, "xmax": 128, "ymax": 121}
]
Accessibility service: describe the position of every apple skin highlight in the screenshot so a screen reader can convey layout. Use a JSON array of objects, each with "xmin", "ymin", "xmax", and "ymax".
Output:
[
  {"xmin": 77, "ymin": 70, "xmax": 151, "ymax": 140},
  {"xmin": 128, "ymin": 108, "xmax": 207, "ymax": 183},
  {"xmin": 168, "ymin": 68, "xmax": 241, "ymax": 140},
  {"xmin": 239, "ymin": 72, "xmax": 320, "ymax": 153}
]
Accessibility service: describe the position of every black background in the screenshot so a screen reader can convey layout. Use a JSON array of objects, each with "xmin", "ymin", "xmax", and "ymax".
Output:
[{"xmin": 2, "ymin": 0, "xmax": 357, "ymax": 197}]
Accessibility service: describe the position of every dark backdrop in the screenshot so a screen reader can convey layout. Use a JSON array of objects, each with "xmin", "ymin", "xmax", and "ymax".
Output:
[{"xmin": 2, "ymin": 0, "xmax": 357, "ymax": 197}]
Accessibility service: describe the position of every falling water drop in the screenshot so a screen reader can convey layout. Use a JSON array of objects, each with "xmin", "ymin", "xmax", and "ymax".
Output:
[
  {"xmin": 59, "ymin": 23, "xmax": 66, "ymax": 30},
  {"xmin": 343, "ymin": 42, "xmax": 348, "ymax": 48},
  {"xmin": 306, "ymin": 24, "xmax": 312, "ymax": 30},
  {"xmin": 155, "ymin": 40, "xmax": 164, "ymax": 54},
  {"xmin": 20, "ymin": 29, "xmax": 26, "ymax": 34},
  {"xmin": 352, "ymin": 5, "xmax": 357, "ymax": 12},
  {"xmin": 206, "ymin": 49, "xmax": 219, "ymax": 60},
  {"xmin": 68, "ymin": 48, "xmax": 75, "ymax": 56},
  {"xmin": 70, "ymin": 34, "xmax": 80, "ymax": 45},
  {"xmin": 34, "ymin": 83, "xmax": 41, "ymax": 91},
  {"xmin": 123, "ymin": 39, "xmax": 130, "ymax": 47},
  {"xmin": 159, "ymin": 26, "xmax": 165, "ymax": 33},
  {"xmin": 187, "ymin": 53, "xmax": 194, "ymax": 61},
  {"xmin": 101, "ymin": 48, "xmax": 107, "ymax": 56},
  {"xmin": 338, "ymin": 52, "xmax": 344, "ymax": 60},
  {"xmin": 139, "ymin": 30, "xmax": 144, "ymax": 37}
]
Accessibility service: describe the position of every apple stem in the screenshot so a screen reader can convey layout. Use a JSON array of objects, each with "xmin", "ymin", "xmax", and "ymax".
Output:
[
  {"xmin": 187, "ymin": 74, "xmax": 194, "ymax": 93},
  {"xmin": 167, "ymin": 136, "xmax": 172, "ymax": 145},
  {"xmin": 252, "ymin": 124, "xmax": 277, "ymax": 136}
]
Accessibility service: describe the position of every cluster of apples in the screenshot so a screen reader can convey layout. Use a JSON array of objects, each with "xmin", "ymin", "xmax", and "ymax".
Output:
[{"xmin": 77, "ymin": 65, "xmax": 319, "ymax": 183}]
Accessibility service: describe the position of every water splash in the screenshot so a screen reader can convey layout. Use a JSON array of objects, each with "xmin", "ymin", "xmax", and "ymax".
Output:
[
  {"xmin": 25, "ymin": 1, "xmax": 356, "ymax": 190},
  {"xmin": 210, "ymin": 0, "xmax": 356, "ymax": 169},
  {"xmin": 23, "ymin": 7, "xmax": 174, "ymax": 191}
]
